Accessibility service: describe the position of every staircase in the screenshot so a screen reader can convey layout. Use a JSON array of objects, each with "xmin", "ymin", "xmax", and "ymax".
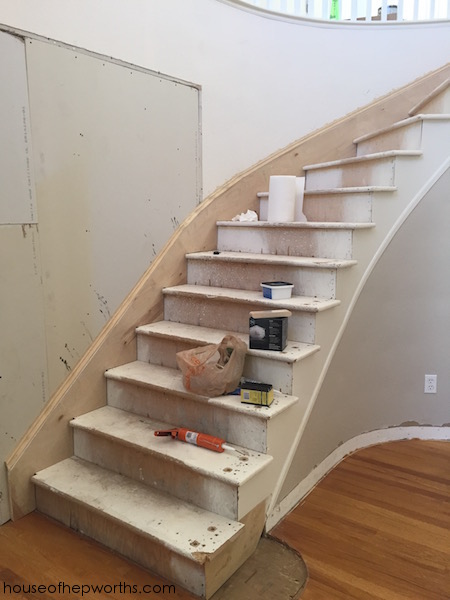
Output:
[{"xmin": 30, "ymin": 79, "xmax": 450, "ymax": 597}]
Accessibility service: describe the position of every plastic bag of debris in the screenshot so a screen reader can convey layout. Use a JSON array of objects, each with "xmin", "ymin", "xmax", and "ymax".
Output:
[{"xmin": 176, "ymin": 334, "xmax": 247, "ymax": 397}]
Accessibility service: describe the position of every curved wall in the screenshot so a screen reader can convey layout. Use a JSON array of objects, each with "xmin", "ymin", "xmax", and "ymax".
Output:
[
  {"xmin": 1, "ymin": 0, "xmax": 450, "ymax": 196},
  {"xmin": 282, "ymin": 167, "xmax": 450, "ymax": 499}
]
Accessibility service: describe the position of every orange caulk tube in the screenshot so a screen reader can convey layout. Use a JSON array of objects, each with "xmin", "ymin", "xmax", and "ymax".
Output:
[{"xmin": 154, "ymin": 428, "xmax": 237, "ymax": 453}]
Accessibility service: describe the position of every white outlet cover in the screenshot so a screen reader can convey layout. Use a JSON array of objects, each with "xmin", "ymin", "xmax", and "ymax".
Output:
[{"xmin": 424, "ymin": 374, "xmax": 437, "ymax": 394}]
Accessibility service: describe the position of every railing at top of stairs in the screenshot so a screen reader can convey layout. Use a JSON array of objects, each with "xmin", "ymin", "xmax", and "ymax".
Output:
[{"xmin": 222, "ymin": 0, "xmax": 450, "ymax": 22}]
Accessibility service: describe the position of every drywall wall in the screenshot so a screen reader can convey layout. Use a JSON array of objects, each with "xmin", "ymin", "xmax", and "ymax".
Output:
[
  {"xmin": 0, "ymin": 0, "xmax": 449, "ymax": 197},
  {"xmin": 25, "ymin": 38, "xmax": 200, "ymax": 391},
  {"xmin": 0, "ymin": 33, "xmax": 36, "ymax": 224},
  {"xmin": 0, "ymin": 226, "xmax": 48, "ymax": 525},
  {"xmin": 0, "ymin": 30, "xmax": 200, "ymax": 524},
  {"xmin": 0, "ymin": 33, "xmax": 45, "ymax": 525},
  {"xmin": 281, "ymin": 167, "xmax": 450, "ymax": 499}
]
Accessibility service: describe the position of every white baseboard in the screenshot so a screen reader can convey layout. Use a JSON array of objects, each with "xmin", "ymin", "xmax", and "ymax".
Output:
[{"xmin": 266, "ymin": 426, "xmax": 450, "ymax": 532}]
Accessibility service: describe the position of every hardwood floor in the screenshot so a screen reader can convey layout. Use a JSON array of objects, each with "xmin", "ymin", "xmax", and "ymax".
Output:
[
  {"xmin": 0, "ymin": 440, "xmax": 448, "ymax": 599},
  {"xmin": 271, "ymin": 439, "xmax": 450, "ymax": 600},
  {"xmin": 0, "ymin": 511, "xmax": 196, "ymax": 599}
]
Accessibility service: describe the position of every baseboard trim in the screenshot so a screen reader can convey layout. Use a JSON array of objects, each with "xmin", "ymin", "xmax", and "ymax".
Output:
[{"xmin": 266, "ymin": 426, "xmax": 450, "ymax": 532}]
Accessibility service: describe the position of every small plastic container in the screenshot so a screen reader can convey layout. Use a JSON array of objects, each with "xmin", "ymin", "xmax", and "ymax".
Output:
[{"xmin": 261, "ymin": 281, "xmax": 294, "ymax": 300}]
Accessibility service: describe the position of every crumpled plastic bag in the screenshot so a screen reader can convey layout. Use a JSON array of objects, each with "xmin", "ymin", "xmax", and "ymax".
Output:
[
  {"xmin": 232, "ymin": 209, "xmax": 258, "ymax": 222},
  {"xmin": 176, "ymin": 335, "xmax": 247, "ymax": 397}
]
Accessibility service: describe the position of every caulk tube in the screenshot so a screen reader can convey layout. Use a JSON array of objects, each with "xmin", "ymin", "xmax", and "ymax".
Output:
[{"xmin": 175, "ymin": 428, "xmax": 226, "ymax": 453}]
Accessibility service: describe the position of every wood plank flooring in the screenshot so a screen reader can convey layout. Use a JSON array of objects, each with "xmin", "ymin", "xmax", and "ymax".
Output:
[
  {"xmin": 0, "ymin": 440, "xmax": 448, "ymax": 599},
  {"xmin": 0, "ymin": 510, "xmax": 195, "ymax": 599},
  {"xmin": 271, "ymin": 439, "xmax": 450, "ymax": 600}
]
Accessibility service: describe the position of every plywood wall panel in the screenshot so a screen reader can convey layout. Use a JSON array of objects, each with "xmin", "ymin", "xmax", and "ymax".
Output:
[
  {"xmin": 0, "ymin": 224, "xmax": 47, "ymax": 523},
  {"xmin": 25, "ymin": 39, "xmax": 201, "ymax": 392},
  {"xmin": 0, "ymin": 33, "xmax": 37, "ymax": 224},
  {"xmin": 1, "ymin": 33, "xmax": 200, "ymax": 523}
]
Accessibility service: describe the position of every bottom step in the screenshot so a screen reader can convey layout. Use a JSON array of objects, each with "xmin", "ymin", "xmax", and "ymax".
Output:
[{"xmin": 32, "ymin": 457, "xmax": 265, "ymax": 598}]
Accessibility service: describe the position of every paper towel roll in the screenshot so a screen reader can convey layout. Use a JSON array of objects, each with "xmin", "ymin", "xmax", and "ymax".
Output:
[
  {"xmin": 294, "ymin": 177, "xmax": 307, "ymax": 222},
  {"xmin": 267, "ymin": 176, "xmax": 296, "ymax": 223}
]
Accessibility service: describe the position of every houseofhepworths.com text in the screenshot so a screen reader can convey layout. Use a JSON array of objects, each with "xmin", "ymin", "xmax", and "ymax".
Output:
[{"xmin": 3, "ymin": 581, "xmax": 176, "ymax": 595}]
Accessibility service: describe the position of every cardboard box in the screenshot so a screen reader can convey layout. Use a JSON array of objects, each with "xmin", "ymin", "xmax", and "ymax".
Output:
[
  {"xmin": 249, "ymin": 309, "xmax": 291, "ymax": 351},
  {"xmin": 240, "ymin": 381, "xmax": 274, "ymax": 407}
]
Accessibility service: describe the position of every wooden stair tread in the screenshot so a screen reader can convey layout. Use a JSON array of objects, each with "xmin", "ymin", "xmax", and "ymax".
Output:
[
  {"xmin": 186, "ymin": 250, "xmax": 357, "ymax": 269},
  {"xmin": 105, "ymin": 361, "xmax": 299, "ymax": 419},
  {"xmin": 137, "ymin": 321, "xmax": 320, "ymax": 364},
  {"xmin": 258, "ymin": 186, "xmax": 397, "ymax": 196},
  {"xmin": 162, "ymin": 284, "xmax": 340, "ymax": 312},
  {"xmin": 71, "ymin": 406, "xmax": 273, "ymax": 485},
  {"xmin": 217, "ymin": 220, "xmax": 375, "ymax": 230},
  {"xmin": 303, "ymin": 149, "xmax": 422, "ymax": 171},
  {"xmin": 32, "ymin": 457, "xmax": 244, "ymax": 560}
]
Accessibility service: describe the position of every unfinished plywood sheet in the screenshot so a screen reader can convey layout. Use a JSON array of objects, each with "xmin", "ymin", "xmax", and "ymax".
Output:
[
  {"xmin": 0, "ymin": 224, "xmax": 47, "ymax": 524},
  {"xmin": 24, "ymin": 38, "xmax": 201, "ymax": 392},
  {"xmin": 0, "ymin": 32, "xmax": 37, "ymax": 224}
]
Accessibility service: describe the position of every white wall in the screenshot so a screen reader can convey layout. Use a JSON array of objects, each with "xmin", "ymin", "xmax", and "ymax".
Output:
[{"xmin": 1, "ymin": 0, "xmax": 449, "ymax": 197}]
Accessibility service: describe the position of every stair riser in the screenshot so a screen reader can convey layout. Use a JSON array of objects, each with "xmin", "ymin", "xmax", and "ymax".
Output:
[
  {"xmin": 305, "ymin": 157, "xmax": 395, "ymax": 191},
  {"xmin": 303, "ymin": 192, "xmax": 373, "ymax": 223},
  {"xmin": 187, "ymin": 260, "xmax": 338, "ymax": 299},
  {"xmin": 217, "ymin": 226, "xmax": 353, "ymax": 259},
  {"xmin": 137, "ymin": 335, "xmax": 295, "ymax": 394},
  {"xmin": 163, "ymin": 295, "xmax": 319, "ymax": 344},
  {"xmin": 106, "ymin": 379, "xmax": 270, "ymax": 453},
  {"xmin": 356, "ymin": 121, "xmax": 422, "ymax": 156},
  {"xmin": 73, "ymin": 428, "xmax": 263, "ymax": 521},
  {"xmin": 35, "ymin": 486, "xmax": 208, "ymax": 596}
]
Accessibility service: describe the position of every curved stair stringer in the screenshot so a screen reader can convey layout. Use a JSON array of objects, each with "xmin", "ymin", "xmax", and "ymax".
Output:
[
  {"xmin": 6, "ymin": 64, "xmax": 450, "ymax": 522},
  {"xmin": 266, "ymin": 151, "xmax": 450, "ymax": 531}
]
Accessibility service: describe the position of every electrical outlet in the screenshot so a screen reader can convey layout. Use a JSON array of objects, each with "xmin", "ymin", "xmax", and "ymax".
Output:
[{"xmin": 424, "ymin": 374, "xmax": 437, "ymax": 394}]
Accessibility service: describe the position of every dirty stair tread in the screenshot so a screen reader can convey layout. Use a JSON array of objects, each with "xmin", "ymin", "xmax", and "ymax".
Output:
[
  {"xmin": 71, "ymin": 406, "xmax": 273, "ymax": 486},
  {"xmin": 162, "ymin": 284, "xmax": 340, "ymax": 312},
  {"xmin": 257, "ymin": 185, "xmax": 397, "ymax": 197},
  {"xmin": 303, "ymin": 149, "xmax": 422, "ymax": 171},
  {"xmin": 217, "ymin": 220, "xmax": 375, "ymax": 230},
  {"xmin": 32, "ymin": 457, "xmax": 243, "ymax": 559},
  {"xmin": 137, "ymin": 321, "xmax": 320, "ymax": 364},
  {"xmin": 105, "ymin": 361, "xmax": 298, "ymax": 419},
  {"xmin": 186, "ymin": 251, "xmax": 357, "ymax": 269}
]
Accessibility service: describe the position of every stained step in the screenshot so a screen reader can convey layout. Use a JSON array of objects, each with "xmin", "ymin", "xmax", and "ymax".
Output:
[
  {"xmin": 105, "ymin": 360, "xmax": 300, "ymax": 454},
  {"xmin": 258, "ymin": 186, "xmax": 395, "ymax": 223},
  {"xmin": 186, "ymin": 250, "xmax": 356, "ymax": 299},
  {"xmin": 71, "ymin": 405, "xmax": 272, "ymax": 520},
  {"xmin": 354, "ymin": 115, "xmax": 450, "ymax": 156},
  {"xmin": 216, "ymin": 220, "xmax": 374, "ymax": 259},
  {"xmin": 32, "ymin": 457, "xmax": 245, "ymax": 598},
  {"xmin": 136, "ymin": 321, "xmax": 320, "ymax": 394},
  {"xmin": 304, "ymin": 150, "xmax": 422, "ymax": 191},
  {"xmin": 163, "ymin": 284, "xmax": 339, "ymax": 344}
]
